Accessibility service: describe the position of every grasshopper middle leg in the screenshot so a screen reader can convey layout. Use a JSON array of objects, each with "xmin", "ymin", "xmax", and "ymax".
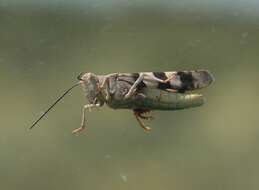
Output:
[{"xmin": 72, "ymin": 103, "xmax": 100, "ymax": 134}]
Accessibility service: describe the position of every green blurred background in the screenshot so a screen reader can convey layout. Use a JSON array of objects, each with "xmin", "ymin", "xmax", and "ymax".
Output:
[{"xmin": 0, "ymin": 1, "xmax": 259, "ymax": 190}]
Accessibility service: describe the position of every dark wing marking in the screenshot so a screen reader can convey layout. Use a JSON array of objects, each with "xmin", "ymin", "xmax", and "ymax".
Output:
[
  {"xmin": 177, "ymin": 71, "xmax": 195, "ymax": 90},
  {"xmin": 153, "ymin": 72, "xmax": 167, "ymax": 80},
  {"xmin": 168, "ymin": 70, "xmax": 214, "ymax": 91},
  {"xmin": 158, "ymin": 82, "xmax": 171, "ymax": 90}
]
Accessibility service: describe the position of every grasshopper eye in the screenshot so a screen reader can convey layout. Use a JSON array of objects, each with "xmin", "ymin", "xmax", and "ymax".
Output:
[{"xmin": 77, "ymin": 72, "xmax": 85, "ymax": 81}]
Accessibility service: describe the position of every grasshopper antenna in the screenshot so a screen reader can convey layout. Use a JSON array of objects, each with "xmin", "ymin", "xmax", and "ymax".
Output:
[{"xmin": 29, "ymin": 82, "xmax": 81, "ymax": 130}]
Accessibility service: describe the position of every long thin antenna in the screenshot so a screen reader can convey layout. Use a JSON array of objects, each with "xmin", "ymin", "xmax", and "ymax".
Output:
[{"xmin": 29, "ymin": 82, "xmax": 81, "ymax": 130}]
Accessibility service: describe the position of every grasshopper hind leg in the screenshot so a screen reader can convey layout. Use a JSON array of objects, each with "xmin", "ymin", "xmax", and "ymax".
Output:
[{"xmin": 133, "ymin": 109, "xmax": 153, "ymax": 132}]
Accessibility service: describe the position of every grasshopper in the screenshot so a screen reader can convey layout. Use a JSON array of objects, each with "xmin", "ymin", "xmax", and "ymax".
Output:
[{"xmin": 30, "ymin": 70, "xmax": 214, "ymax": 134}]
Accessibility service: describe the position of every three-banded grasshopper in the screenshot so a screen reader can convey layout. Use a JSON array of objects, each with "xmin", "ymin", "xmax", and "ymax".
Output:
[{"xmin": 30, "ymin": 70, "xmax": 214, "ymax": 134}]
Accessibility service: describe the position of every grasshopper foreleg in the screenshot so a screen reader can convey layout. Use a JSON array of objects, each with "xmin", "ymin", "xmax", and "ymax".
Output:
[{"xmin": 72, "ymin": 103, "xmax": 101, "ymax": 135}]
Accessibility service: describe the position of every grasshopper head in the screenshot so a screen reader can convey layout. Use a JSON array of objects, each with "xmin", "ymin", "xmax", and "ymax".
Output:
[{"xmin": 77, "ymin": 72, "xmax": 100, "ymax": 103}]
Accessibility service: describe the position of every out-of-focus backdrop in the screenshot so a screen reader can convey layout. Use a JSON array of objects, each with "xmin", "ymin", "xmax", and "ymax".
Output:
[{"xmin": 1, "ymin": 1, "xmax": 259, "ymax": 190}]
